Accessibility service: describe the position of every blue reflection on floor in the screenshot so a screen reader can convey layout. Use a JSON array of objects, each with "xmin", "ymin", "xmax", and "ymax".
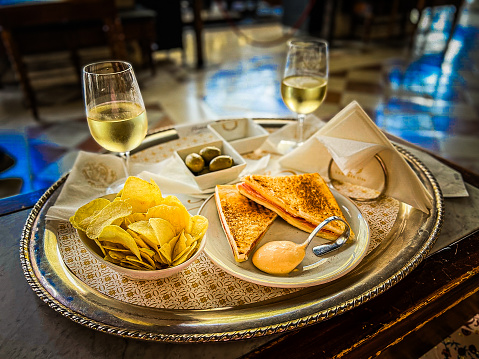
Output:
[
  {"xmin": 0, "ymin": 129, "xmax": 66, "ymax": 199},
  {"xmin": 0, "ymin": 132, "xmax": 32, "ymax": 194},
  {"xmin": 204, "ymin": 56, "xmax": 293, "ymax": 117},
  {"xmin": 376, "ymin": 4, "xmax": 479, "ymax": 151}
]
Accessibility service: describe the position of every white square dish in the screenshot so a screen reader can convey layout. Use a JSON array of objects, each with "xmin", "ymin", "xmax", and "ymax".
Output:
[
  {"xmin": 175, "ymin": 139, "xmax": 246, "ymax": 190},
  {"xmin": 207, "ymin": 118, "xmax": 269, "ymax": 154}
]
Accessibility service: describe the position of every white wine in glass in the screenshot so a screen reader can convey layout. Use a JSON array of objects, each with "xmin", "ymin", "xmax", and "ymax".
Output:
[
  {"xmin": 279, "ymin": 40, "xmax": 328, "ymax": 153},
  {"xmin": 83, "ymin": 61, "xmax": 148, "ymax": 183}
]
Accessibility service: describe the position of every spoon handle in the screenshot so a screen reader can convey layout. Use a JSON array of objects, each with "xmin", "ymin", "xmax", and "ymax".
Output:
[{"xmin": 311, "ymin": 216, "xmax": 351, "ymax": 256}]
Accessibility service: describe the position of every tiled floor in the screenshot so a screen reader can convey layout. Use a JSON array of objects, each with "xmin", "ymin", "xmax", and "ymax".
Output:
[{"xmin": 1, "ymin": 1, "xmax": 479, "ymax": 356}]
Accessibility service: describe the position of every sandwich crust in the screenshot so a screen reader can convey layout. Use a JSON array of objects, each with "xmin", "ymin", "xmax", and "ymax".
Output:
[
  {"xmin": 215, "ymin": 185, "xmax": 277, "ymax": 262},
  {"xmin": 238, "ymin": 173, "xmax": 348, "ymax": 240}
]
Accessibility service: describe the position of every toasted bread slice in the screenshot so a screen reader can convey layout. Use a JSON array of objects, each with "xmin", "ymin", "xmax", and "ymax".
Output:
[
  {"xmin": 215, "ymin": 185, "xmax": 277, "ymax": 262},
  {"xmin": 237, "ymin": 173, "xmax": 349, "ymax": 240}
]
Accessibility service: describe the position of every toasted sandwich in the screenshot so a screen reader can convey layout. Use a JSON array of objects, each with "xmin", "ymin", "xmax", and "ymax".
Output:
[
  {"xmin": 237, "ymin": 173, "xmax": 348, "ymax": 240},
  {"xmin": 215, "ymin": 185, "xmax": 277, "ymax": 262}
]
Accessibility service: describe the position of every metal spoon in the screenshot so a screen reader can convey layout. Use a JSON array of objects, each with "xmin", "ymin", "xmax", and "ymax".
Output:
[
  {"xmin": 309, "ymin": 216, "xmax": 351, "ymax": 256},
  {"xmin": 252, "ymin": 216, "xmax": 351, "ymax": 275}
]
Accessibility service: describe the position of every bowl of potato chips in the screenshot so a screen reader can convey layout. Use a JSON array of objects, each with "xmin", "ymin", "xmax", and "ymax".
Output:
[{"xmin": 69, "ymin": 177, "xmax": 208, "ymax": 280}]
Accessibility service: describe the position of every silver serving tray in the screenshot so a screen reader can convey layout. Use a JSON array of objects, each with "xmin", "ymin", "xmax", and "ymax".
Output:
[{"xmin": 20, "ymin": 119, "xmax": 444, "ymax": 343}]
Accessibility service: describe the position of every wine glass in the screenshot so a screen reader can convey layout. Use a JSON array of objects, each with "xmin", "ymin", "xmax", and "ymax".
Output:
[
  {"xmin": 82, "ymin": 61, "xmax": 148, "ymax": 184},
  {"xmin": 279, "ymin": 39, "xmax": 329, "ymax": 153}
]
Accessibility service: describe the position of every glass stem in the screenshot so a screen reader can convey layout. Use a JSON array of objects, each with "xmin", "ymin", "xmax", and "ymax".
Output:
[
  {"xmin": 119, "ymin": 151, "xmax": 130, "ymax": 178},
  {"xmin": 297, "ymin": 113, "xmax": 306, "ymax": 145}
]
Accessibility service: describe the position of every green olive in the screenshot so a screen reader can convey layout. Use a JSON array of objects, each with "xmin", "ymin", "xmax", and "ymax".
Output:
[
  {"xmin": 199, "ymin": 146, "xmax": 221, "ymax": 163},
  {"xmin": 185, "ymin": 153, "xmax": 205, "ymax": 173},
  {"xmin": 209, "ymin": 155, "xmax": 233, "ymax": 172}
]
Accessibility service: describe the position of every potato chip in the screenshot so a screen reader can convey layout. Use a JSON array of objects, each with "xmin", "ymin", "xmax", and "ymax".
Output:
[
  {"xmin": 161, "ymin": 195, "xmax": 185, "ymax": 208},
  {"xmin": 98, "ymin": 225, "xmax": 141, "ymax": 260},
  {"xmin": 77, "ymin": 213, "xmax": 100, "ymax": 231},
  {"xmin": 188, "ymin": 215, "xmax": 209, "ymax": 241},
  {"xmin": 172, "ymin": 242, "xmax": 193, "ymax": 263},
  {"xmin": 150, "ymin": 179, "xmax": 163, "ymax": 197},
  {"xmin": 147, "ymin": 204, "xmax": 189, "ymax": 235},
  {"xmin": 139, "ymin": 248, "xmax": 156, "ymax": 267},
  {"xmin": 149, "ymin": 217, "xmax": 176, "ymax": 246},
  {"xmin": 124, "ymin": 212, "xmax": 147, "ymax": 224},
  {"xmin": 184, "ymin": 232, "xmax": 196, "ymax": 247},
  {"xmin": 108, "ymin": 250, "xmax": 128, "ymax": 261},
  {"xmin": 172, "ymin": 231, "xmax": 188, "ymax": 261},
  {"xmin": 86, "ymin": 201, "xmax": 132, "ymax": 239},
  {"xmin": 159, "ymin": 242, "xmax": 173, "ymax": 265},
  {"xmin": 160, "ymin": 234, "xmax": 186, "ymax": 264},
  {"xmin": 104, "ymin": 253, "xmax": 121, "ymax": 264},
  {"xmin": 126, "ymin": 229, "xmax": 149, "ymax": 248},
  {"xmin": 102, "ymin": 241, "xmax": 121, "ymax": 248},
  {"xmin": 127, "ymin": 220, "xmax": 160, "ymax": 249},
  {"xmin": 121, "ymin": 261, "xmax": 147, "ymax": 270},
  {"xmin": 93, "ymin": 238, "xmax": 107, "ymax": 256},
  {"xmin": 102, "ymin": 246, "xmax": 131, "ymax": 252},
  {"xmin": 152, "ymin": 252, "xmax": 163, "ymax": 265},
  {"xmin": 172, "ymin": 244, "xmax": 198, "ymax": 266},
  {"xmin": 122, "ymin": 261, "xmax": 141, "ymax": 270},
  {"xmin": 139, "ymin": 247, "xmax": 156, "ymax": 258},
  {"xmin": 120, "ymin": 176, "xmax": 163, "ymax": 213},
  {"xmin": 69, "ymin": 198, "xmax": 110, "ymax": 230},
  {"xmin": 111, "ymin": 217, "xmax": 124, "ymax": 227},
  {"xmin": 124, "ymin": 255, "xmax": 156, "ymax": 270},
  {"xmin": 153, "ymin": 251, "xmax": 169, "ymax": 265}
]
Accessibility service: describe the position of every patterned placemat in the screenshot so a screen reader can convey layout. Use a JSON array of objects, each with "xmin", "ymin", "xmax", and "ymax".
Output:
[{"xmin": 57, "ymin": 195, "xmax": 397, "ymax": 310}]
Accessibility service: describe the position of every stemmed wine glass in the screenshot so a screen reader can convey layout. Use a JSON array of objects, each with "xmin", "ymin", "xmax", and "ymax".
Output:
[
  {"xmin": 279, "ymin": 39, "xmax": 329, "ymax": 153},
  {"xmin": 82, "ymin": 61, "xmax": 148, "ymax": 184}
]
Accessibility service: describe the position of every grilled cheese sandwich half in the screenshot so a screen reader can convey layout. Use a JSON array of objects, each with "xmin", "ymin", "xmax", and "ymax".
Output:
[
  {"xmin": 215, "ymin": 185, "xmax": 277, "ymax": 262},
  {"xmin": 237, "ymin": 173, "xmax": 349, "ymax": 240}
]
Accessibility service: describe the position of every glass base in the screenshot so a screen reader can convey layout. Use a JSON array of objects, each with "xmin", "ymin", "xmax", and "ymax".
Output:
[{"xmin": 277, "ymin": 139, "xmax": 304, "ymax": 155}]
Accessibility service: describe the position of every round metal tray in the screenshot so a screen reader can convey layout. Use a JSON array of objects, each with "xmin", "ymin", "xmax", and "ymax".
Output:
[{"xmin": 20, "ymin": 119, "xmax": 444, "ymax": 343}]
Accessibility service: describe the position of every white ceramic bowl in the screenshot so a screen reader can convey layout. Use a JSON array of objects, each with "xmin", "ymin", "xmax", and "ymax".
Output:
[
  {"xmin": 77, "ymin": 229, "xmax": 206, "ymax": 281},
  {"xmin": 207, "ymin": 118, "xmax": 269, "ymax": 154},
  {"xmin": 175, "ymin": 139, "xmax": 246, "ymax": 191}
]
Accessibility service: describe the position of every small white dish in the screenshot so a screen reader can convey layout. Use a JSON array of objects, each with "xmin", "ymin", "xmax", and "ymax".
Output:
[
  {"xmin": 207, "ymin": 118, "xmax": 269, "ymax": 154},
  {"xmin": 175, "ymin": 139, "xmax": 246, "ymax": 191},
  {"xmin": 77, "ymin": 228, "xmax": 206, "ymax": 281}
]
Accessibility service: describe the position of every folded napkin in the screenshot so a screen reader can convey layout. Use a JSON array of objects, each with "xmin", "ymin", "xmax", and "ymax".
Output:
[
  {"xmin": 46, "ymin": 149, "xmax": 270, "ymax": 222},
  {"xmin": 279, "ymin": 101, "xmax": 433, "ymax": 213}
]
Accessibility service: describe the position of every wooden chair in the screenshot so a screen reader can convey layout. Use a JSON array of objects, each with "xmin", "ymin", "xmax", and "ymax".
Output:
[{"xmin": 0, "ymin": 0, "xmax": 128, "ymax": 121}]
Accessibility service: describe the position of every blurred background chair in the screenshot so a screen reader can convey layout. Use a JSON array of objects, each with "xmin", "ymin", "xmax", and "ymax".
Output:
[{"xmin": 0, "ymin": 0, "xmax": 128, "ymax": 121}]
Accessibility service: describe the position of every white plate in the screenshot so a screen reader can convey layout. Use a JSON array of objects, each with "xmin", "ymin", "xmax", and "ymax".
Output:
[{"xmin": 201, "ymin": 189, "xmax": 370, "ymax": 288}]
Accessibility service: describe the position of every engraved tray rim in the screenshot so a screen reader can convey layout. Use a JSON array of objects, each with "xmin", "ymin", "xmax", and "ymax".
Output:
[{"xmin": 20, "ymin": 119, "xmax": 444, "ymax": 343}]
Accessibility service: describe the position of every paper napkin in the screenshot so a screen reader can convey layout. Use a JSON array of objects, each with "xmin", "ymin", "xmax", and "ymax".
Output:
[{"xmin": 279, "ymin": 101, "xmax": 433, "ymax": 213}]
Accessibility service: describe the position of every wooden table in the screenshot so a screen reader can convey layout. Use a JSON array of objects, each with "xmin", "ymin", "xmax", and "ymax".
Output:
[{"xmin": 1, "ymin": 126, "xmax": 478, "ymax": 359}]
